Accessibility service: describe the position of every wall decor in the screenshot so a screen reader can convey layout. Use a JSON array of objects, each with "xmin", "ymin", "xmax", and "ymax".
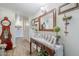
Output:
[
  {"xmin": 59, "ymin": 3, "xmax": 78, "ymax": 14},
  {"xmin": 1, "ymin": 19, "xmax": 11, "ymax": 26},
  {"xmin": 0, "ymin": 17, "xmax": 13, "ymax": 50},
  {"xmin": 31, "ymin": 17, "xmax": 39, "ymax": 31},
  {"xmin": 39, "ymin": 8, "xmax": 56, "ymax": 31},
  {"xmin": 63, "ymin": 14, "xmax": 72, "ymax": 35},
  {"xmin": 31, "ymin": 19, "xmax": 35, "ymax": 26}
]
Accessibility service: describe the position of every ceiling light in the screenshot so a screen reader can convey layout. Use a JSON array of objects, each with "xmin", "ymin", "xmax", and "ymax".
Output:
[
  {"xmin": 40, "ymin": 5, "xmax": 48, "ymax": 13},
  {"xmin": 26, "ymin": 22, "xmax": 29, "ymax": 26}
]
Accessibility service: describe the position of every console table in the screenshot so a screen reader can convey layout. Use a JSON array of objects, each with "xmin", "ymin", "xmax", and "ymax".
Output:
[{"xmin": 30, "ymin": 37, "xmax": 55, "ymax": 56}]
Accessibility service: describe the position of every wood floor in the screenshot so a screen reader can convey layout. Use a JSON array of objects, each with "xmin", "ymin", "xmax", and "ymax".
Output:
[{"xmin": 5, "ymin": 38, "xmax": 36, "ymax": 56}]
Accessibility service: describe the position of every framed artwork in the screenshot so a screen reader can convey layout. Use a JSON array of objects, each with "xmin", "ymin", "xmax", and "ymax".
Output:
[
  {"xmin": 50, "ymin": 36, "xmax": 56, "ymax": 44},
  {"xmin": 31, "ymin": 17, "xmax": 39, "ymax": 31},
  {"xmin": 31, "ymin": 19, "xmax": 35, "ymax": 26},
  {"xmin": 39, "ymin": 8, "xmax": 56, "ymax": 31},
  {"xmin": 34, "ymin": 18, "xmax": 39, "ymax": 31},
  {"xmin": 58, "ymin": 3, "xmax": 78, "ymax": 14}
]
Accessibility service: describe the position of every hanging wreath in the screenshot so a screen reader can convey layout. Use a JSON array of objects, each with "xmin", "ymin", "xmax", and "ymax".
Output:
[{"xmin": 1, "ymin": 19, "xmax": 11, "ymax": 26}]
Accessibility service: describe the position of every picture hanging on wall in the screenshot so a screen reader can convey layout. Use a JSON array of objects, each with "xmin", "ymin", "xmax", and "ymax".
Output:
[
  {"xmin": 31, "ymin": 17, "xmax": 39, "ymax": 31},
  {"xmin": 58, "ymin": 3, "xmax": 78, "ymax": 14},
  {"xmin": 34, "ymin": 17, "xmax": 39, "ymax": 31},
  {"xmin": 39, "ymin": 8, "xmax": 56, "ymax": 31}
]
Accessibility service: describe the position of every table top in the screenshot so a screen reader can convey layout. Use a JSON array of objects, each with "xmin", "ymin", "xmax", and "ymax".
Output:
[{"xmin": 31, "ymin": 36, "xmax": 63, "ymax": 50}]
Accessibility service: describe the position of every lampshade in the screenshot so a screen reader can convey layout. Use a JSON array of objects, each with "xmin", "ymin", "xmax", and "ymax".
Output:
[{"xmin": 15, "ymin": 15, "xmax": 23, "ymax": 30}]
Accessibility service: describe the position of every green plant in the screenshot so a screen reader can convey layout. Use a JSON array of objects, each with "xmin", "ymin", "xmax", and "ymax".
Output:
[
  {"xmin": 63, "ymin": 16, "xmax": 72, "ymax": 21},
  {"xmin": 54, "ymin": 26, "xmax": 61, "ymax": 44},
  {"xmin": 54, "ymin": 26, "xmax": 60, "ymax": 33},
  {"xmin": 37, "ymin": 49, "xmax": 48, "ymax": 56}
]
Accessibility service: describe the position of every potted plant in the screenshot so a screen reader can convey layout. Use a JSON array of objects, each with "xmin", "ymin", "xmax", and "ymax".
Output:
[
  {"xmin": 54, "ymin": 26, "xmax": 61, "ymax": 44},
  {"xmin": 37, "ymin": 49, "xmax": 48, "ymax": 56}
]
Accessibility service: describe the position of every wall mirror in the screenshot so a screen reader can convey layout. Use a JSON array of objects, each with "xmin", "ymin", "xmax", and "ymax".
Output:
[{"xmin": 39, "ymin": 8, "xmax": 56, "ymax": 31}]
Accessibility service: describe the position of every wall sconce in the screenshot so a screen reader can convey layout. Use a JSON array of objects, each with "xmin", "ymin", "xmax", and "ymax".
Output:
[{"xmin": 63, "ymin": 14, "xmax": 72, "ymax": 35}]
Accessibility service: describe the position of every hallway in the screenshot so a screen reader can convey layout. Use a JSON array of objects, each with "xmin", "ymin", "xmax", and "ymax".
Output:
[
  {"xmin": 5, "ymin": 38, "xmax": 36, "ymax": 56},
  {"xmin": 0, "ymin": 3, "xmax": 79, "ymax": 56}
]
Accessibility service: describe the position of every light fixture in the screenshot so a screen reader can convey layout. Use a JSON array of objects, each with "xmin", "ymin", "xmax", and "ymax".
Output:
[
  {"xmin": 26, "ymin": 22, "xmax": 29, "ymax": 26},
  {"xmin": 15, "ymin": 15, "xmax": 23, "ymax": 30},
  {"xmin": 40, "ymin": 5, "xmax": 48, "ymax": 14}
]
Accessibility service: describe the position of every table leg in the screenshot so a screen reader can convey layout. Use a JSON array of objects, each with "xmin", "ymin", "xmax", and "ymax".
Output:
[
  {"xmin": 36, "ymin": 45, "xmax": 38, "ymax": 52},
  {"xmin": 46, "ymin": 47, "xmax": 55, "ymax": 56},
  {"xmin": 30, "ymin": 42, "xmax": 32, "ymax": 55}
]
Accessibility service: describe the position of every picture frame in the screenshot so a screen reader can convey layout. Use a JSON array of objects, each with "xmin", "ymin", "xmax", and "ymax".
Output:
[
  {"xmin": 32, "ymin": 17, "xmax": 39, "ymax": 31},
  {"xmin": 31, "ymin": 19, "xmax": 35, "ymax": 26},
  {"xmin": 50, "ymin": 36, "xmax": 56, "ymax": 44},
  {"xmin": 39, "ymin": 8, "xmax": 56, "ymax": 31},
  {"xmin": 78, "ymin": 3, "xmax": 79, "ymax": 6},
  {"xmin": 58, "ymin": 3, "xmax": 78, "ymax": 14}
]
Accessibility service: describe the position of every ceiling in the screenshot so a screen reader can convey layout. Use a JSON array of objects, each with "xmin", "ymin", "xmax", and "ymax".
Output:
[{"xmin": 0, "ymin": 3, "xmax": 46, "ymax": 17}]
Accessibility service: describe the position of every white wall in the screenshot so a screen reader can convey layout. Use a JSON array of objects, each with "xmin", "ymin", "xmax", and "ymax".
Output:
[
  {"xmin": 29, "ymin": 3, "xmax": 79, "ymax": 56},
  {"xmin": 22, "ymin": 17, "xmax": 30, "ymax": 41},
  {"xmin": 58, "ymin": 9, "xmax": 79, "ymax": 56}
]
